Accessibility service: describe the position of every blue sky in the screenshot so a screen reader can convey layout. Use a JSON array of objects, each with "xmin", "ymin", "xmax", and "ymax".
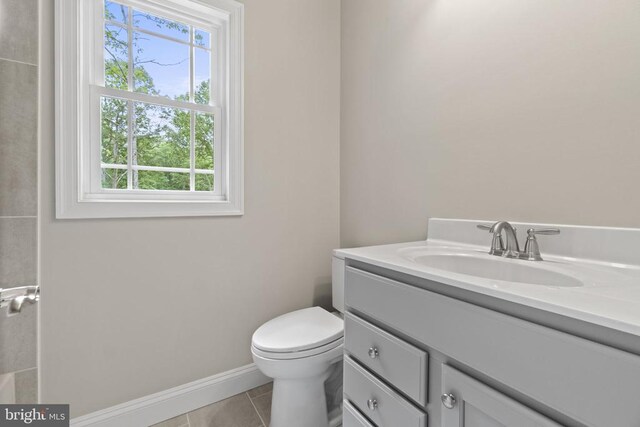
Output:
[{"xmin": 105, "ymin": 0, "xmax": 211, "ymax": 100}]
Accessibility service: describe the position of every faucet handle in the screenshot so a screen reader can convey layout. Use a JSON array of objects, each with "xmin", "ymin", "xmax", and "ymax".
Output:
[
  {"xmin": 523, "ymin": 228, "xmax": 560, "ymax": 261},
  {"xmin": 527, "ymin": 228, "xmax": 560, "ymax": 236}
]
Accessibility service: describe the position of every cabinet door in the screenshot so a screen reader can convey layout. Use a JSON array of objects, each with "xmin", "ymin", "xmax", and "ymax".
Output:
[{"xmin": 441, "ymin": 365, "xmax": 560, "ymax": 427}]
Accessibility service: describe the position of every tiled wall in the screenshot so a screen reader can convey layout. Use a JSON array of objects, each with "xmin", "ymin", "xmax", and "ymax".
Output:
[{"xmin": 0, "ymin": 0, "xmax": 39, "ymax": 403}]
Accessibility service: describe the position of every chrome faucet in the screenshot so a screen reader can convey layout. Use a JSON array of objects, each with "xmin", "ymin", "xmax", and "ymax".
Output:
[
  {"xmin": 0, "ymin": 285, "xmax": 39, "ymax": 315},
  {"xmin": 477, "ymin": 221, "xmax": 559, "ymax": 261},
  {"xmin": 491, "ymin": 221, "xmax": 520, "ymax": 258}
]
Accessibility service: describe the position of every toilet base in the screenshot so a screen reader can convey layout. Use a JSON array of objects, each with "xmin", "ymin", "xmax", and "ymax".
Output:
[
  {"xmin": 270, "ymin": 373, "xmax": 330, "ymax": 427},
  {"xmin": 252, "ymin": 344, "xmax": 343, "ymax": 427}
]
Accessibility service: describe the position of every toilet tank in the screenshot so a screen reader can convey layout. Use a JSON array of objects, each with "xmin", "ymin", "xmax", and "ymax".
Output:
[{"xmin": 331, "ymin": 253, "xmax": 345, "ymax": 313}]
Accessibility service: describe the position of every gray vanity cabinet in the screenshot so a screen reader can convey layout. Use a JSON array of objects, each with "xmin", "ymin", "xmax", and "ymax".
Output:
[
  {"xmin": 441, "ymin": 365, "xmax": 559, "ymax": 427},
  {"xmin": 342, "ymin": 263, "xmax": 640, "ymax": 427}
]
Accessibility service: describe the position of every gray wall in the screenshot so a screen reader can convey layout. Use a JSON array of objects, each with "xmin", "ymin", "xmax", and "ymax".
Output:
[
  {"xmin": 341, "ymin": 0, "xmax": 640, "ymax": 247},
  {"xmin": 39, "ymin": 0, "xmax": 340, "ymax": 416},
  {"xmin": 0, "ymin": 0, "xmax": 38, "ymax": 402}
]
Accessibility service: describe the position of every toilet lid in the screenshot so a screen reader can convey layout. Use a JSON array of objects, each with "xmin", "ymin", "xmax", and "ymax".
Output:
[{"xmin": 252, "ymin": 307, "xmax": 344, "ymax": 353}]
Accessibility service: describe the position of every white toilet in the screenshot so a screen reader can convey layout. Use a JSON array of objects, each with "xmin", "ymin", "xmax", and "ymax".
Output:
[{"xmin": 251, "ymin": 254, "xmax": 345, "ymax": 427}]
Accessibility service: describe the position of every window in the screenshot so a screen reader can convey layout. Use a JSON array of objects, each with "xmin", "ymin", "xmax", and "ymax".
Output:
[{"xmin": 55, "ymin": 0, "xmax": 243, "ymax": 218}]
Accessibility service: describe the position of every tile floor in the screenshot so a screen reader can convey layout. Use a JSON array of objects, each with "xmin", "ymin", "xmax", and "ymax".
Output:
[{"xmin": 151, "ymin": 382, "xmax": 273, "ymax": 427}]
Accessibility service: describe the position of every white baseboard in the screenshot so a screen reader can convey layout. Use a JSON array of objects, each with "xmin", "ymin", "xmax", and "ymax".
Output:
[{"xmin": 71, "ymin": 363, "xmax": 270, "ymax": 427}]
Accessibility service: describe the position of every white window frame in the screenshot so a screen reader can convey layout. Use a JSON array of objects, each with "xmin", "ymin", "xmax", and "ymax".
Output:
[{"xmin": 55, "ymin": 0, "xmax": 244, "ymax": 218}]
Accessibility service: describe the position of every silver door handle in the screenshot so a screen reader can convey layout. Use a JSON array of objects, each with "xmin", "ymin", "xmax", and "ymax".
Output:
[
  {"xmin": 368, "ymin": 347, "xmax": 379, "ymax": 359},
  {"xmin": 441, "ymin": 393, "xmax": 457, "ymax": 409},
  {"xmin": 0, "ymin": 286, "xmax": 39, "ymax": 314}
]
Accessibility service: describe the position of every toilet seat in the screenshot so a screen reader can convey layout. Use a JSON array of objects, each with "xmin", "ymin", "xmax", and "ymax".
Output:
[
  {"xmin": 252, "ymin": 336, "xmax": 343, "ymax": 360},
  {"xmin": 251, "ymin": 307, "xmax": 344, "ymax": 360}
]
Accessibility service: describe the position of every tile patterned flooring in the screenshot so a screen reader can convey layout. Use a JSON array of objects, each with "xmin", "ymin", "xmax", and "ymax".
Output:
[{"xmin": 151, "ymin": 382, "xmax": 273, "ymax": 427}]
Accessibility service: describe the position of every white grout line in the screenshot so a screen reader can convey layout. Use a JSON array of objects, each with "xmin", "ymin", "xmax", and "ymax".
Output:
[
  {"xmin": 7, "ymin": 367, "xmax": 37, "ymax": 375},
  {"xmin": 246, "ymin": 392, "xmax": 266, "ymax": 427},
  {"xmin": 0, "ymin": 56, "xmax": 37, "ymax": 67},
  {"xmin": 155, "ymin": 387, "xmax": 269, "ymax": 427},
  {"xmin": 249, "ymin": 389, "xmax": 272, "ymax": 399}
]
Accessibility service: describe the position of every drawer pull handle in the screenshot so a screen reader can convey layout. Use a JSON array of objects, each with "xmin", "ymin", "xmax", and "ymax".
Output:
[
  {"xmin": 368, "ymin": 347, "xmax": 379, "ymax": 359},
  {"xmin": 441, "ymin": 393, "xmax": 457, "ymax": 409},
  {"xmin": 367, "ymin": 399, "xmax": 378, "ymax": 411}
]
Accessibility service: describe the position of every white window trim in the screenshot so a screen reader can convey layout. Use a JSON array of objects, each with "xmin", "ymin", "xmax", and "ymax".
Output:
[{"xmin": 55, "ymin": 0, "xmax": 244, "ymax": 218}]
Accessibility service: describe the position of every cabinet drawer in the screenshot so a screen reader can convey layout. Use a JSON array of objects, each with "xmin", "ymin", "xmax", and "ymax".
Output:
[
  {"xmin": 345, "ymin": 312, "xmax": 428, "ymax": 406},
  {"xmin": 345, "ymin": 266, "xmax": 640, "ymax": 427},
  {"xmin": 343, "ymin": 400, "xmax": 376, "ymax": 427},
  {"xmin": 344, "ymin": 356, "xmax": 427, "ymax": 427}
]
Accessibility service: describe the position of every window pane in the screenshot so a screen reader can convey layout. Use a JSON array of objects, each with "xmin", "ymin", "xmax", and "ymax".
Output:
[
  {"xmin": 133, "ymin": 31, "xmax": 189, "ymax": 99},
  {"xmin": 195, "ymin": 112, "xmax": 214, "ymax": 170},
  {"xmin": 137, "ymin": 170, "xmax": 190, "ymax": 191},
  {"xmin": 104, "ymin": 25, "xmax": 128, "ymax": 90},
  {"xmin": 195, "ymin": 174, "xmax": 214, "ymax": 192},
  {"xmin": 105, "ymin": 1, "xmax": 127, "ymax": 24},
  {"xmin": 102, "ymin": 168, "xmax": 128, "ymax": 189},
  {"xmin": 134, "ymin": 102, "xmax": 190, "ymax": 169},
  {"xmin": 101, "ymin": 97, "xmax": 128, "ymax": 165},
  {"xmin": 195, "ymin": 29, "xmax": 210, "ymax": 49},
  {"xmin": 133, "ymin": 10, "xmax": 189, "ymax": 41},
  {"xmin": 195, "ymin": 48, "xmax": 211, "ymax": 105}
]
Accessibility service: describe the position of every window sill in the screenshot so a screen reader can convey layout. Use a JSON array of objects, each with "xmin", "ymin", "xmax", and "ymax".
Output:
[{"xmin": 56, "ymin": 196, "xmax": 243, "ymax": 219}]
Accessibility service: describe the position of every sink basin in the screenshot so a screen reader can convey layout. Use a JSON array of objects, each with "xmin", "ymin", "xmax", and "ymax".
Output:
[{"xmin": 410, "ymin": 253, "xmax": 583, "ymax": 287}]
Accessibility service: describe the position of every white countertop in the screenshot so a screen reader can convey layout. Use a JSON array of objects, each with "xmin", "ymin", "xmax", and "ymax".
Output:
[{"xmin": 335, "ymin": 219, "xmax": 640, "ymax": 338}]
